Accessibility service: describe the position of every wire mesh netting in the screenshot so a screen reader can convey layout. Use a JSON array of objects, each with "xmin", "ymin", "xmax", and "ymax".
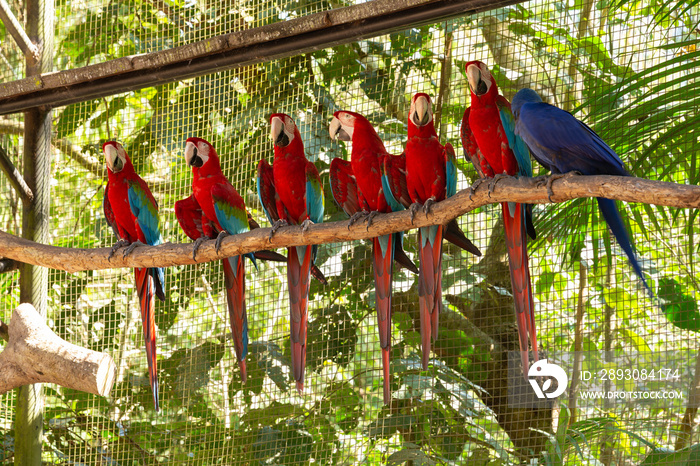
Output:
[{"xmin": 1, "ymin": 0, "xmax": 700, "ymax": 463}]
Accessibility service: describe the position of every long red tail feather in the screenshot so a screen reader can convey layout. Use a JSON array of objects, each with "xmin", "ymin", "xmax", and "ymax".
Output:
[
  {"xmin": 417, "ymin": 225, "xmax": 444, "ymax": 371},
  {"xmin": 223, "ymin": 256, "xmax": 248, "ymax": 383},
  {"xmin": 502, "ymin": 202, "xmax": 538, "ymax": 376},
  {"xmin": 135, "ymin": 267, "xmax": 159, "ymax": 411},
  {"xmin": 288, "ymin": 245, "xmax": 313, "ymax": 393},
  {"xmin": 372, "ymin": 234, "xmax": 395, "ymax": 405}
]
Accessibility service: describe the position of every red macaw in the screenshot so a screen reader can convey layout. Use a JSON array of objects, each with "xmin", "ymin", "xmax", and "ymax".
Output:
[
  {"xmin": 328, "ymin": 110, "xmax": 418, "ymax": 405},
  {"xmin": 461, "ymin": 60, "xmax": 538, "ymax": 375},
  {"xmin": 257, "ymin": 113, "xmax": 325, "ymax": 393},
  {"xmin": 403, "ymin": 93, "xmax": 481, "ymax": 371},
  {"xmin": 103, "ymin": 141, "xmax": 165, "ymax": 411},
  {"xmin": 175, "ymin": 137, "xmax": 289, "ymax": 383}
]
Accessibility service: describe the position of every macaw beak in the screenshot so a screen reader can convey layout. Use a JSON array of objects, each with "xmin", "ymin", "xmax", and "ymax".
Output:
[
  {"xmin": 466, "ymin": 65, "xmax": 488, "ymax": 96},
  {"xmin": 184, "ymin": 141, "xmax": 203, "ymax": 168},
  {"xmin": 270, "ymin": 116, "xmax": 289, "ymax": 147},
  {"xmin": 329, "ymin": 117, "xmax": 351, "ymax": 141},
  {"xmin": 103, "ymin": 144, "xmax": 123, "ymax": 173},
  {"xmin": 412, "ymin": 95, "xmax": 430, "ymax": 127}
]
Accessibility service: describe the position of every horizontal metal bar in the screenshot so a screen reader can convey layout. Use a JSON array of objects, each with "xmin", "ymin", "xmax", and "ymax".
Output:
[{"xmin": 0, "ymin": 0, "xmax": 523, "ymax": 115}]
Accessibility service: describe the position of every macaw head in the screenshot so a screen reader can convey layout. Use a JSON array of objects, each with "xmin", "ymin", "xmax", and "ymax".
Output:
[
  {"xmin": 269, "ymin": 113, "xmax": 298, "ymax": 148},
  {"xmin": 329, "ymin": 110, "xmax": 359, "ymax": 142},
  {"xmin": 102, "ymin": 141, "xmax": 133, "ymax": 175},
  {"xmin": 511, "ymin": 88, "xmax": 543, "ymax": 119},
  {"xmin": 330, "ymin": 110, "xmax": 386, "ymax": 152},
  {"xmin": 408, "ymin": 93, "xmax": 435, "ymax": 130},
  {"xmin": 465, "ymin": 61, "xmax": 497, "ymax": 98},
  {"xmin": 185, "ymin": 137, "xmax": 221, "ymax": 175}
]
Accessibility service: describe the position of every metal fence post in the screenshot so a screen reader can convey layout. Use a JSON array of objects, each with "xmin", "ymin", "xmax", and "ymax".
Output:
[{"xmin": 15, "ymin": 0, "xmax": 54, "ymax": 460}]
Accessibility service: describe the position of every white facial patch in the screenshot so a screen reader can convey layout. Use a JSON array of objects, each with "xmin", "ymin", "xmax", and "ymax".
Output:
[{"xmin": 409, "ymin": 95, "xmax": 433, "ymax": 127}]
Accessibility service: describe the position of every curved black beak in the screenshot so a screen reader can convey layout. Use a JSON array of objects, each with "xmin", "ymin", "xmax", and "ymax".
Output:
[{"xmin": 188, "ymin": 147, "xmax": 204, "ymax": 167}]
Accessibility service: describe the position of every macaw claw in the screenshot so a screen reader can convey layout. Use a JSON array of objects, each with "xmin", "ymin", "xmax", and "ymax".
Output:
[
  {"xmin": 122, "ymin": 240, "xmax": 144, "ymax": 259},
  {"xmin": 365, "ymin": 211, "xmax": 379, "ymax": 230},
  {"xmin": 108, "ymin": 238, "xmax": 130, "ymax": 261},
  {"xmin": 269, "ymin": 219, "xmax": 289, "ymax": 241},
  {"xmin": 300, "ymin": 219, "xmax": 314, "ymax": 233},
  {"xmin": 487, "ymin": 173, "xmax": 509, "ymax": 198},
  {"xmin": 541, "ymin": 171, "xmax": 581, "ymax": 202},
  {"xmin": 468, "ymin": 178, "xmax": 487, "ymax": 201},
  {"xmin": 191, "ymin": 237, "xmax": 208, "ymax": 261},
  {"xmin": 422, "ymin": 197, "xmax": 436, "ymax": 219},
  {"xmin": 347, "ymin": 211, "xmax": 369, "ymax": 230},
  {"xmin": 214, "ymin": 230, "xmax": 229, "ymax": 253},
  {"xmin": 408, "ymin": 202, "xmax": 421, "ymax": 224}
]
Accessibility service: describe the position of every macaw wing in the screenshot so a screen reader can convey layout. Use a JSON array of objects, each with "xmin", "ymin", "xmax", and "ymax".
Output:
[
  {"xmin": 257, "ymin": 159, "xmax": 279, "ymax": 224},
  {"xmin": 305, "ymin": 161, "xmax": 324, "ymax": 224},
  {"xmin": 497, "ymin": 97, "xmax": 538, "ymax": 240},
  {"xmin": 381, "ymin": 152, "xmax": 411, "ymax": 211},
  {"xmin": 496, "ymin": 95, "xmax": 533, "ymax": 178},
  {"xmin": 103, "ymin": 183, "xmax": 119, "ymax": 238},
  {"xmin": 515, "ymin": 101, "xmax": 628, "ymax": 176},
  {"xmin": 443, "ymin": 143, "xmax": 457, "ymax": 199},
  {"xmin": 174, "ymin": 194, "xmax": 205, "ymax": 241},
  {"xmin": 460, "ymin": 106, "xmax": 485, "ymax": 179},
  {"xmin": 329, "ymin": 158, "xmax": 361, "ymax": 217},
  {"xmin": 127, "ymin": 179, "xmax": 163, "ymax": 246},
  {"xmin": 211, "ymin": 184, "xmax": 250, "ymax": 236}
]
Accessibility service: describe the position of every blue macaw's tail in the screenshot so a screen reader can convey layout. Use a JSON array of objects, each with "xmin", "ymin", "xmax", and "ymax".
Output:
[
  {"xmin": 223, "ymin": 256, "xmax": 248, "ymax": 383},
  {"xmin": 135, "ymin": 267, "xmax": 159, "ymax": 411},
  {"xmin": 417, "ymin": 224, "xmax": 444, "ymax": 371},
  {"xmin": 372, "ymin": 233, "xmax": 395, "ymax": 405},
  {"xmin": 501, "ymin": 202, "xmax": 538, "ymax": 377},
  {"xmin": 288, "ymin": 245, "xmax": 313, "ymax": 393},
  {"xmin": 596, "ymin": 197, "xmax": 653, "ymax": 298}
]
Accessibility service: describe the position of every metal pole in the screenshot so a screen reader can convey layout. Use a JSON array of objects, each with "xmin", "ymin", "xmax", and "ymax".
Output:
[
  {"xmin": 15, "ymin": 0, "xmax": 53, "ymax": 460},
  {"xmin": 0, "ymin": 0, "xmax": 39, "ymax": 62}
]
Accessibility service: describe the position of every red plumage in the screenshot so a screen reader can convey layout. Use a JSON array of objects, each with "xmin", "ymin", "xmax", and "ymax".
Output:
[
  {"xmin": 103, "ymin": 141, "xmax": 162, "ymax": 411},
  {"xmin": 262, "ymin": 113, "xmax": 325, "ymax": 393},
  {"xmin": 462, "ymin": 60, "xmax": 538, "ymax": 375},
  {"xmin": 404, "ymin": 93, "xmax": 448, "ymax": 371},
  {"xmin": 176, "ymin": 137, "xmax": 251, "ymax": 383}
]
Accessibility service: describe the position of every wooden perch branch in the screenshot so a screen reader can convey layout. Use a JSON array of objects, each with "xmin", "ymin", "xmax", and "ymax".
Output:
[
  {"xmin": 0, "ymin": 303, "xmax": 116, "ymax": 396},
  {"xmin": 0, "ymin": 174, "xmax": 697, "ymax": 273}
]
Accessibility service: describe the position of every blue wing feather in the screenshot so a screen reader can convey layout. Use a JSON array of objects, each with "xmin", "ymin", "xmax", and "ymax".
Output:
[
  {"xmin": 305, "ymin": 162, "xmax": 324, "ymax": 224},
  {"xmin": 444, "ymin": 143, "xmax": 457, "ymax": 199},
  {"xmin": 127, "ymin": 182, "xmax": 163, "ymax": 246},
  {"xmin": 381, "ymin": 174, "xmax": 403, "ymax": 212},
  {"xmin": 213, "ymin": 199, "xmax": 250, "ymax": 236},
  {"xmin": 497, "ymin": 97, "xmax": 533, "ymax": 178}
]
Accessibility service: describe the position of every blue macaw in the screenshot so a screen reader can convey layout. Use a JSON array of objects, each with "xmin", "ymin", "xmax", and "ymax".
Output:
[{"xmin": 511, "ymin": 88, "xmax": 653, "ymax": 298}]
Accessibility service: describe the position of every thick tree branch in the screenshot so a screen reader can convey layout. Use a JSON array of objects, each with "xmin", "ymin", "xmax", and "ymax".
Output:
[
  {"xmin": 0, "ymin": 303, "xmax": 116, "ymax": 396},
  {"xmin": 0, "ymin": 174, "xmax": 698, "ymax": 272}
]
